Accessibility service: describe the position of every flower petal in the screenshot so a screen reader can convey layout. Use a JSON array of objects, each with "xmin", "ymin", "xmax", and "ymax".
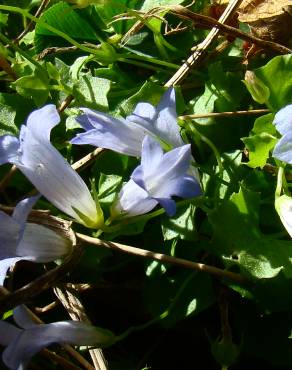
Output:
[
  {"xmin": 136, "ymin": 137, "xmax": 195, "ymax": 198},
  {"xmin": 13, "ymin": 305, "xmax": 37, "ymax": 329},
  {"xmin": 71, "ymin": 109, "xmax": 147, "ymax": 157},
  {"xmin": 0, "ymin": 135, "xmax": 20, "ymax": 165},
  {"xmin": 12, "ymin": 196, "xmax": 40, "ymax": 226},
  {"xmin": 16, "ymin": 123, "xmax": 99, "ymax": 227},
  {"xmin": 275, "ymin": 194, "xmax": 292, "ymax": 237},
  {"xmin": 155, "ymin": 88, "xmax": 184, "ymax": 148},
  {"xmin": 273, "ymin": 131, "xmax": 292, "ymax": 164},
  {"xmin": 112, "ymin": 179, "xmax": 157, "ymax": 217},
  {"xmin": 273, "ymin": 104, "xmax": 292, "ymax": 135},
  {"xmin": 131, "ymin": 136, "xmax": 163, "ymax": 189},
  {"xmin": 0, "ymin": 210, "xmax": 20, "ymax": 258},
  {"xmin": 0, "ymin": 257, "xmax": 22, "ymax": 286},
  {"xmin": 0, "ymin": 321, "xmax": 21, "ymax": 346},
  {"xmin": 155, "ymin": 197, "xmax": 177, "ymax": 216},
  {"xmin": 126, "ymin": 102, "xmax": 157, "ymax": 126},
  {"xmin": 16, "ymin": 223, "xmax": 71, "ymax": 262},
  {"xmin": 26, "ymin": 104, "xmax": 60, "ymax": 142},
  {"xmin": 2, "ymin": 321, "xmax": 114, "ymax": 370}
]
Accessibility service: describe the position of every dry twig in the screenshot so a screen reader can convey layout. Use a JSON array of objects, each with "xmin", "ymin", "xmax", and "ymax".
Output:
[
  {"xmin": 165, "ymin": 0, "xmax": 245, "ymax": 86},
  {"xmin": 76, "ymin": 233, "xmax": 247, "ymax": 284}
]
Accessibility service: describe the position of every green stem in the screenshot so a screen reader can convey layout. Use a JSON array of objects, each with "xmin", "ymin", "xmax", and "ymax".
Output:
[
  {"xmin": 0, "ymin": 32, "xmax": 41, "ymax": 69},
  {"xmin": 185, "ymin": 121, "xmax": 223, "ymax": 205},
  {"xmin": 122, "ymin": 53, "xmax": 180, "ymax": 69},
  {"xmin": 103, "ymin": 196, "xmax": 205, "ymax": 233},
  {"xmin": 0, "ymin": 5, "xmax": 180, "ymax": 72},
  {"xmin": 117, "ymin": 57, "xmax": 171, "ymax": 73},
  {"xmin": 116, "ymin": 272, "xmax": 195, "ymax": 342},
  {"xmin": 275, "ymin": 165, "xmax": 284, "ymax": 197}
]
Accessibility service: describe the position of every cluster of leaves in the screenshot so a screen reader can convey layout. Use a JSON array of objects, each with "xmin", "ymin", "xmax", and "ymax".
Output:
[{"xmin": 0, "ymin": 0, "xmax": 292, "ymax": 369}]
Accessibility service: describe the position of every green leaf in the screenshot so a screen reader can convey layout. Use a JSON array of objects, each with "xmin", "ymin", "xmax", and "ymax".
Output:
[
  {"xmin": 141, "ymin": 0, "xmax": 184, "ymax": 11},
  {"xmin": 251, "ymin": 113, "xmax": 275, "ymax": 135},
  {"xmin": 73, "ymin": 74, "xmax": 110, "ymax": 110},
  {"xmin": 253, "ymin": 54, "xmax": 292, "ymax": 110},
  {"xmin": 98, "ymin": 173, "xmax": 123, "ymax": 207},
  {"xmin": 119, "ymin": 81, "xmax": 185, "ymax": 116},
  {"xmin": 243, "ymin": 70, "xmax": 270, "ymax": 105},
  {"xmin": 144, "ymin": 269, "xmax": 215, "ymax": 328},
  {"xmin": 12, "ymin": 67, "xmax": 50, "ymax": 106},
  {"xmin": 211, "ymin": 338, "xmax": 240, "ymax": 368},
  {"xmin": 0, "ymin": 104, "xmax": 17, "ymax": 135},
  {"xmin": 34, "ymin": 1, "xmax": 97, "ymax": 52},
  {"xmin": 161, "ymin": 204, "xmax": 198, "ymax": 241},
  {"xmin": 0, "ymin": 12, "xmax": 8, "ymax": 28},
  {"xmin": 193, "ymin": 62, "xmax": 245, "ymax": 125},
  {"xmin": 241, "ymin": 113, "xmax": 277, "ymax": 169},
  {"xmin": 209, "ymin": 186, "xmax": 292, "ymax": 279},
  {"xmin": 242, "ymin": 133, "xmax": 276, "ymax": 169}
]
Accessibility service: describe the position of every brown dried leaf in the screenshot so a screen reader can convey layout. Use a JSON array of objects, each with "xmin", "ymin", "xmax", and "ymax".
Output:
[{"xmin": 238, "ymin": 0, "xmax": 291, "ymax": 22}]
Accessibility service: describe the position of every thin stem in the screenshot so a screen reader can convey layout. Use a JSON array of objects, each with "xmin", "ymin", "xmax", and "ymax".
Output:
[
  {"xmin": 118, "ymin": 53, "xmax": 180, "ymax": 69},
  {"xmin": 275, "ymin": 166, "xmax": 284, "ymax": 197},
  {"xmin": 103, "ymin": 196, "xmax": 205, "ymax": 233},
  {"xmin": 76, "ymin": 233, "xmax": 247, "ymax": 284},
  {"xmin": 0, "ymin": 32, "xmax": 41, "ymax": 69},
  {"xmin": 72, "ymin": 148, "xmax": 104, "ymax": 171},
  {"xmin": 179, "ymin": 109, "xmax": 270, "ymax": 120},
  {"xmin": 117, "ymin": 272, "xmax": 195, "ymax": 341}
]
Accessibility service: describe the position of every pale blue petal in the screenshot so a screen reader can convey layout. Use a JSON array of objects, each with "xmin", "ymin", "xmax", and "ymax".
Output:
[
  {"xmin": 13, "ymin": 305, "xmax": 37, "ymax": 329},
  {"xmin": 130, "ymin": 137, "xmax": 199, "ymax": 216},
  {"xmin": 12, "ymin": 196, "xmax": 40, "ymax": 226},
  {"xmin": 112, "ymin": 179, "xmax": 157, "ymax": 217},
  {"xmin": 273, "ymin": 131, "xmax": 292, "ymax": 164},
  {"xmin": 139, "ymin": 138, "xmax": 193, "ymax": 198},
  {"xmin": 131, "ymin": 136, "xmax": 163, "ymax": 188},
  {"xmin": 130, "ymin": 102, "xmax": 156, "ymax": 121},
  {"xmin": 126, "ymin": 102, "xmax": 156, "ymax": 126},
  {"xmin": 0, "ymin": 135, "xmax": 20, "ymax": 165},
  {"xmin": 3, "ymin": 321, "xmax": 112, "ymax": 370},
  {"xmin": 72, "ymin": 128, "xmax": 142, "ymax": 157},
  {"xmin": 0, "ymin": 257, "xmax": 23, "ymax": 286},
  {"xmin": 26, "ymin": 104, "xmax": 60, "ymax": 142},
  {"xmin": 16, "ymin": 124, "xmax": 98, "ymax": 226},
  {"xmin": 157, "ymin": 87, "xmax": 176, "ymax": 112},
  {"xmin": 0, "ymin": 321, "xmax": 21, "ymax": 345},
  {"xmin": 140, "ymin": 135, "xmax": 164, "ymax": 173},
  {"xmin": 273, "ymin": 104, "xmax": 292, "ymax": 135},
  {"xmin": 0, "ymin": 211, "xmax": 20, "ymax": 258},
  {"xmin": 72, "ymin": 109, "xmax": 147, "ymax": 157},
  {"xmin": 17, "ymin": 223, "xmax": 71, "ymax": 262},
  {"xmin": 175, "ymin": 175, "xmax": 202, "ymax": 198},
  {"xmin": 155, "ymin": 88, "xmax": 184, "ymax": 148},
  {"xmin": 155, "ymin": 197, "xmax": 177, "ymax": 216}
]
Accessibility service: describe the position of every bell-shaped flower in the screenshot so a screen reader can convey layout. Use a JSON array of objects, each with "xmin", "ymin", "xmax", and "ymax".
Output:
[
  {"xmin": 0, "ymin": 196, "xmax": 71, "ymax": 285},
  {"xmin": 0, "ymin": 105, "xmax": 103, "ymax": 228},
  {"xmin": 111, "ymin": 136, "xmax": 201, "ymax": 218},
  {"xmin": 275, "ymin": 194, "xmax": 292, "ymax": 238},
  {"xmin": 70, "ymin": 88, "xmax": 185, "ymax": 157},
  {"xmin": 0, "ymin": 305, "xmax": 115, "ymax": 370},
  {"xmin": 272, "ymin": 104, "xmax": 292, "ymax": 164}
]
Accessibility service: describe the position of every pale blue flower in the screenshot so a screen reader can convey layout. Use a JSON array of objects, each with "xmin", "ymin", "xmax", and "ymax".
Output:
[
  {"xmin": 0, "ymin": 305, "xmax": 115, "ymax": 370},
  {"xmin": 111, "ymin": 136, "xmax": 201, "ymax": 218},
  {"xmin": 0, "ymin": 105, "xmax": 103, "ymax": 228},
  {"xmin": 273, "ymin": 104, "xmax": 292, "ymax": 163},
  {"xmin": 275, "ymin": 194, "xmax": 292, "ymax": 237},
  {"xmin": 0, "ymin": 196, "xmax": 71, "ymax": 285},
  {"xmin": 71, "ymin": 88, "xmax": 185, "ymax": 157}
]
